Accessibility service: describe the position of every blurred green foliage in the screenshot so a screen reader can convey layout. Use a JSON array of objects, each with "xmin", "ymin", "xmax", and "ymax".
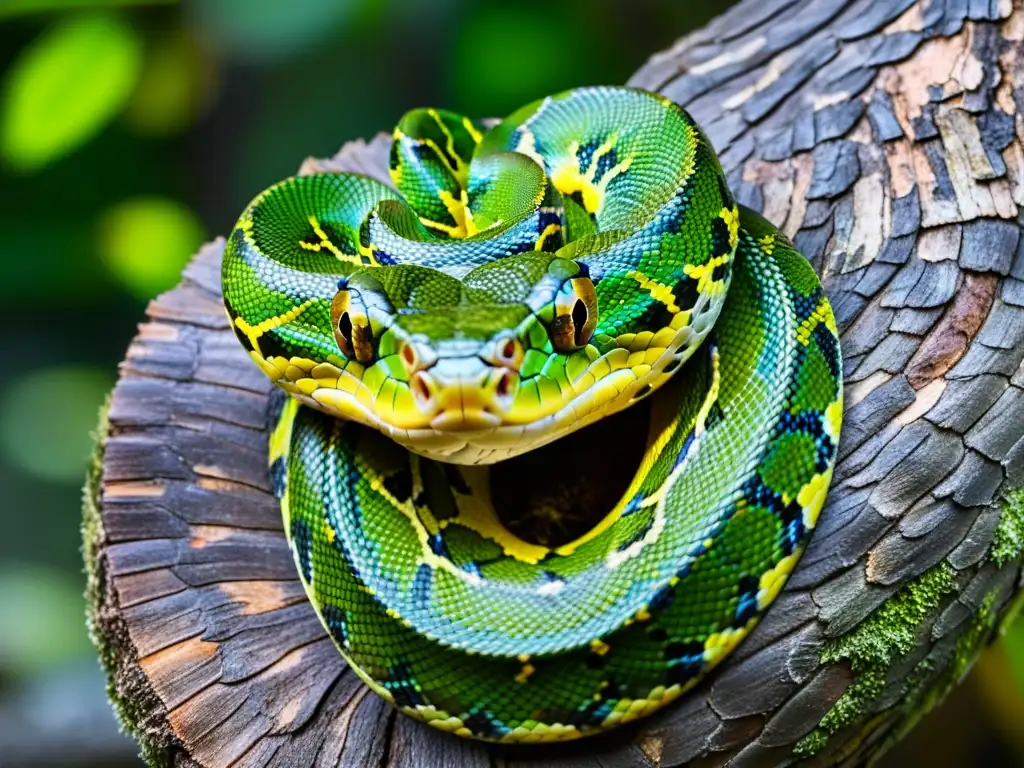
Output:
[
  {"xmin": 98, "ymin": 195, "xmax": 205, "ymax": 297},
  {"xmin": 122, "ymin": 25, "xmax": 210, "ymax": 135},
  {"xmin": 0, "ymin": 1, "xmax": 1021, "ymax": 765},
  {"xmin": 452, "ymin": 6, "xmax": 595, "ymax": 115},
  {"xmin": 2, "ymin": 13, "xmax": 142, "ymax": 171},
  {"xmin": 0, "ymin": 563, "xmax": 92, "ymax": 678},
  {"xmin": 1004, "ymin": 598, "xmax": 1024, "ymax": 690},
  {"xmin": 190, "ymin": 0, "xmax": 368, "ymax": 61},
  {"xmin": 0, "ymin": 364, "xmax": 113, "ymax": 482}
]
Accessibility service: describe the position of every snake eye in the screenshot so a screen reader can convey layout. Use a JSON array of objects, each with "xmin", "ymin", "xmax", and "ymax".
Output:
[
  {"xmin": 550, "ymin": 277, "xmax": 598, "ymax": 352},
  {"xmin": 331, "ymin": 288, "xmax": 375, "ymax": 364}
]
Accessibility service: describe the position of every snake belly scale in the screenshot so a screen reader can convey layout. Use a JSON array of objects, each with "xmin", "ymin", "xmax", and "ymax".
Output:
[{"xmin": 221, "ymin": 87, "xmax": 843, "ymax": 743}]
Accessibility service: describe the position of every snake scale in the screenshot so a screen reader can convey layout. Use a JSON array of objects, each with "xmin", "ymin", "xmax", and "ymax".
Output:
[{"xmin": 221, "ymin": 87, "xmax": 843, "ymax": 743}]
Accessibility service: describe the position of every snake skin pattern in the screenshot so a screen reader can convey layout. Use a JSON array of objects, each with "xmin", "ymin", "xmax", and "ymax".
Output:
[{"xmin": 221, "ymin": 87, "xmax": 843, "ymax": 742}]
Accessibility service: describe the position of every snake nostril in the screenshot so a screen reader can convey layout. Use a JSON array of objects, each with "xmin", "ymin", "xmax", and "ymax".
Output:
[
  {"xmin": 401, "ymin": 342, "xmax": 417, "ymax": 370},
  {"xmin": 496, "ymin": 369, "xmax": 514, "ymax": 399},
  {"xmin": 500, "ymin": 338, "xmax": 517, "ymax": 363},
  {"xmin": 411, "ymin": 372, "xmax": 433, "ymax": 407},
  {"xmin": 490, "ymin": 335, "xmax": 523, "ymax": 369}
]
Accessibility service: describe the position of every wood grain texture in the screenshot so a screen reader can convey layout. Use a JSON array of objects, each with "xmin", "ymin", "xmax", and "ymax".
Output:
[{"xmin": 85, "ymin": 1, "xmax": 1024, "ymax": 765}]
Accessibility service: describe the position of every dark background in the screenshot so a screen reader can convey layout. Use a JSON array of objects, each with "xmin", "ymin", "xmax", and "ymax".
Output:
[{"xmin": 0, "ymin": 1, "xmax": 1021, "ymax": 765}]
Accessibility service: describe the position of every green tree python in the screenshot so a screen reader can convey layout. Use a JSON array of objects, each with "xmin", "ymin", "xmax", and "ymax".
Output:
[{"xmin": 221, "ymin": 87, "xmax": 843, "ymax": 743}]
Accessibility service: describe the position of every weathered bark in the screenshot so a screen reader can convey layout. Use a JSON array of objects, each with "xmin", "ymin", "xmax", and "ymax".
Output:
[{"xmin": 84, "ymin": 1, "xmax": 1024, "ymax": 766}]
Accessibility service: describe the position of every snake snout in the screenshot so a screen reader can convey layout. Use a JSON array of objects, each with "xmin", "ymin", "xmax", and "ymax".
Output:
[{"xmin": 409, "ymin": 358, "xmax": 519, "ymax": 431}]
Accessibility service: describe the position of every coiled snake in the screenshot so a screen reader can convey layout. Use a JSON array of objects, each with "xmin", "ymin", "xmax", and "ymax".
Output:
[{"xmin": 221, "ymin": 87, "xmax": 843, "ymax": 743}]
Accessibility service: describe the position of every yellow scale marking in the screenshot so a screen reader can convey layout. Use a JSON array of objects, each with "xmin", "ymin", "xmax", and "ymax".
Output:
[
  {"xmin": 795, "ymin": 295, "xmax": 834, "ymax": 347},
  {"xmin": 534, "ymin": 222, "xmax": 561, "ymax": 250},
  {"xmin": 554, "ymin": 348, "xmax": 720, "ymax": 559},
  {"xmin": 395, "ymin": 114, "xmax": 488, "ymax": 240},
  {"xmin": 549, "ymin": 134, "xmax": 633, "ymax": 216},
  {"xmin": 626, "ymin": 270, "xmax": 681, "ymax": 313},
  {"xmin": 680, "ymin": 207, "xmax": 740, "ymax": 295},
  {"xmin": 602, "ymin": 349, "xmax": 721, "ymax": 574},
  {"xmin": 298, "ymin": 215, "xmax": 372, "ymax": 267},
  {"xmin": 233, "ymin": 300, "xmax": 317, "ymax": 359}
]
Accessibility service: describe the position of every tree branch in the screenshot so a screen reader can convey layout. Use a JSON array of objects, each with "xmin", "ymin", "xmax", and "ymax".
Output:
[{"xmin": 85, "ymin": 1, "xmax": 1024, "ymax": 765}]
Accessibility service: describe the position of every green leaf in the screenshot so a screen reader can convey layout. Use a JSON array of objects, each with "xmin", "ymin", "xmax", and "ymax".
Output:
[
  {"xmin": 98, "ymin": 195, "xmax": 206, "ymax": 299},
  {"xmin": 1, "ymin": 13, "xmax": 143, "ymax": 172},
  {"xmin": 0, "ymin": 0, "xmax": 175, "ymax": 21}
]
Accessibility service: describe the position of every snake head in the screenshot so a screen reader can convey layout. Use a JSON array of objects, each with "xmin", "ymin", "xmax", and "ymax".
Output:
[
  {"xmin": 388, "ymin": 258, "xmax": 598, "ymax": 434},
  {"xmin": 302, "ymin": 254, "xmax": 623, "ymax": 462}
]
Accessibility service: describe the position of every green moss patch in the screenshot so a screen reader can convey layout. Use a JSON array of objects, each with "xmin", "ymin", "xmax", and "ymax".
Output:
[
  {"xmin": 794, "ymin": 563, "xmax": 958, "ymax": 757},
  {"xmin": 991, "ymin": 488, "xmax": 1024, "ymax": 568}
]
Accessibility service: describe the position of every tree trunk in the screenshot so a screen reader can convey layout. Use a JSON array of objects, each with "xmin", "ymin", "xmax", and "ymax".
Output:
[{"xmin": 84, "ymin": 1, "xmax": 1024, "ymax": 765}]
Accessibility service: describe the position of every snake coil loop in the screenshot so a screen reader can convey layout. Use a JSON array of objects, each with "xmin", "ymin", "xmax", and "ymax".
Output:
[{"xmin": 222, "ymin": 86, "xmax": 843, "ymax": 743}]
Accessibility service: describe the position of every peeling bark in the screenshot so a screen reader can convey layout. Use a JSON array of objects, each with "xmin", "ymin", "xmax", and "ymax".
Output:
[{"xmin": 85, "ymin": 1, "xmax": 1024, "ymax": 766}]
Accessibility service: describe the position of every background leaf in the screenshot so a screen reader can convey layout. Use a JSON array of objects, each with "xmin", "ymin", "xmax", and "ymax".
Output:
[
  {"xmin": 1, "ymin": 13, "xmax": 142, "ymax": 172},
  {"xmin": 97, "ymin": 195, "xmax": 206, "ymax": 298},
  {"xmin": 451, "ymin": 6, "xmax": 588, "ymax": 116}
]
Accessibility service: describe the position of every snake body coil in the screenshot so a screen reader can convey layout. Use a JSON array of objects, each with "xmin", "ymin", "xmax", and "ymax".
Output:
[{"xmin": 222, "ymin": 87, "xmax": 843, "ymax": 743}]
